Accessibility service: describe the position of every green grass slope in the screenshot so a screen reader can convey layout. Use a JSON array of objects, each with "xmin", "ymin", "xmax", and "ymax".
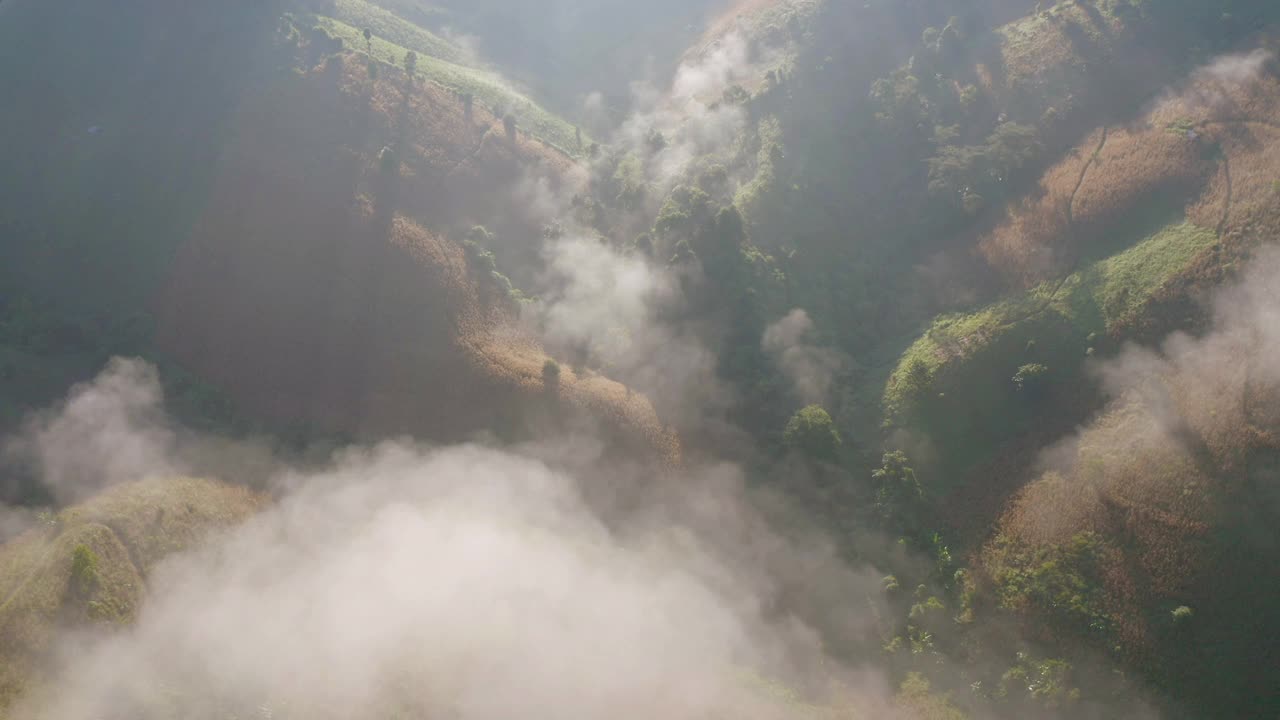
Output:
[
  {"xmin": 884, "ymin": 220, "xmax": 1218, "ymax": 473},
  {"xmin": 329, "ymin": 0, "xmax": 466, "ymax": 64}
]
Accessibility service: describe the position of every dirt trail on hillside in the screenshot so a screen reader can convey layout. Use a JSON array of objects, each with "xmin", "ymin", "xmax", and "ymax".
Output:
[{"xmin": 1067, "ymin": 126, "xmax": 1110, "ymax": 227}]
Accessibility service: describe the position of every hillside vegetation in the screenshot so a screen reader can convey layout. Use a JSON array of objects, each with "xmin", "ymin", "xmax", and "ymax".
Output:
[
  {"xmin": 0, "ymin": 478, "xmax": 263, "ymax": 708},
  {"xmin": 3, "ymin": 0, "xmax": 1280, "ymax": 718},
  {"xmin": 883, "ymin": 39, "xmax": 1280, "ymax": 482}
]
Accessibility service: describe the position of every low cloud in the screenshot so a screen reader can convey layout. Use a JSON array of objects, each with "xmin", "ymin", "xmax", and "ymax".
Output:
[
  {"xmin": 1157, "ymin": 48, "xmax": 1276, "ymax": 118},
  {"xmin": 1019, "ymin": 246, "xmax": 1280, "ymax": 544},
  {"xmin": 1196, "ymin": 48, "xmax": 1274, "ymax": 86},
  {"xmin": 527, "ymin": 235, "xmax": 729, "ymax": 429},
  {"xmin": 672, "ymin": 32, "xmax": 753, "ymax": 102},
  {"xmin": 9, "ymin": 359, "xmax": 901, "ymax": 719},
  {"xmin": 763, "ymin": 309, "xmax": 845, "ymax": 406},
  {"xmin": 3, "ymin": 358, "xmax": 176, "ymax": 504}
]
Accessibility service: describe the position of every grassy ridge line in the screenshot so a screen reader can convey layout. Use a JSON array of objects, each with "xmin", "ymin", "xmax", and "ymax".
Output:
[
  {"xmin": 885, "ymin": 220, "xmax": 1219, "ymax": 416},
  {"xmin": 313, "ymin": 15, "xmax": 587, "ymax": 157},
  {"xmin": 329, "ymin": 0, "xmax": 466, "ymax": 65}
]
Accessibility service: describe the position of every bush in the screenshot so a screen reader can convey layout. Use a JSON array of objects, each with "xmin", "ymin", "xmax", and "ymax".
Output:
[
  {"xmin": 874, "ymin": 451, "xmax": 926, "ymax": 532},
  {"xmin": 991, "ymin": 532, "xmax": 1113, "ymax": 637},
  {"xmin": 542, "ymin": 359, "xmax": 561, "ymax": 387},
  {"xmin": 70, "ymin": 544, "xmax": 99, "ymax": 597},
  {"xmin": 1012, "ymin": 363, "xmax": 1050, "ymax": 393},
  {"xmin": 783, "ymin": 405, "xmax": 842, "ymax": 461}
]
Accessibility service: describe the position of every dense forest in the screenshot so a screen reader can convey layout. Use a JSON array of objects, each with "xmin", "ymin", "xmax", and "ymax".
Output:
[{"xmin": 1, "ymin": 0, "xmax": 1279, "ymax": 717}]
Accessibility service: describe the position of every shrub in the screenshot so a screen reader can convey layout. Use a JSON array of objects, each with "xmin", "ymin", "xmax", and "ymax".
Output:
[
  {"xmin": 991, "ymin": 531, "xmax": 1113, "ymax": 637},
  {"xmin": 1012, "ymin": 363, "xmax": 1050, "ymax": 392},
  {"xmin": 70, "ymin": 544, "xmax": 99, "ymax": 597},
  {"xmin": 874, "ymin": 451, "xmax": 926, "ymax": 532},
  {"xmin": 542, "ymin": 359, "xmax": 561, "ymax": 387},
  {"xmin": 783, "ymin": 405, "xmax": 842, "ymax": 461}
]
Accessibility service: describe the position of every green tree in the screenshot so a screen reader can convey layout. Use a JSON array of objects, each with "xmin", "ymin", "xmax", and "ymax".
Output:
[
  {"xmin": 403, "ymin": 50, "xmax": 417, "ymax": 78},
  {"xmin": 783, "ymin": 405, "xmax": 842, "ymax": 461},
  {"xmin": 873, "ymin": 450, "xmax": 926, "ymax": 532},
  {"xmin": 362, "ymin": 27, "xmax": 372, "ymax": 54}
]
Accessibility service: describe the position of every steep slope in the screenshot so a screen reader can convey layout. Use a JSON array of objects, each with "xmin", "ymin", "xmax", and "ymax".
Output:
[
  {"xmin": 869, "ymin": 33, "xmax": 1280, "ymax": 720},
  {"xmin": 0, "ymin": 1, "xmax": 678, "ymax": 464},
  {"xmin": 884, "ymin": 46, "xmax": 1280, "ymax": 496},
  {"xmin": 153, "ymin": 36, "xmax": 679, "ymax": 461}
]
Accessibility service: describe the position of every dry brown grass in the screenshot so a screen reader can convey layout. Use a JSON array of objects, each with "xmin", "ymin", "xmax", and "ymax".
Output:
[
  {"xmin": 980, "ymin": 124, "xmax": 1213, "ymax": 286},
  {"xmin": 979, "ymin": 52, "xmax": 1280, "ymax": 287},
  {"xmin": 978, "ymin": 131, "xmax": 1092, "ymax": 284},
  {"xmin": 988, "ymin": 322, "xmax": 1280, "ymax": 660},
  {"xmin": 1071, "ymin": 126, "xmax": 1210, "ymax": 229}
]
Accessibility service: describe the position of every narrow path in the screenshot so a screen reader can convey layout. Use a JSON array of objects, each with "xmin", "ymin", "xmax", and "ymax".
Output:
[
  {"xmin": 1196, "ymin": 117, "xmax": 1280, "ymax": 237},
  {"xmin": 447, "ymin": 126, "xmax": 490, "ymax": 178},
  {"xmin": 1010, "ymin": 126, "xmax": 1112, "ymax": 328},
  {"xmin": 1067, "ymin": 126, "xmax": 1109, "ymax": 228}
]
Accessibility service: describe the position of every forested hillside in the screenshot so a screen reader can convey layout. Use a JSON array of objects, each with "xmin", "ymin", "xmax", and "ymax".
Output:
[{"xmin": 1, "ymin": 0, "xmax": 1279, "ymax": 717}]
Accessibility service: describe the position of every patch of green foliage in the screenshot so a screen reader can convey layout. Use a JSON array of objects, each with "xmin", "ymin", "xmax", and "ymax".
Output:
[
  {"xmin": 462, "ymin": 227, "xmax": 526, "ymax": 303},
  {"xmin": 874, "ymin": 451, "xmax": 926, "ymax": 535},
  {"xmin": 69, "ymin": 544, "xmax": 99, "ymax": 597},
  {"xmin": 1170, "ymin": 604, "xmax": 1194, "ymax": 623},
  {"xmin": 997, "ymin": 653, "xmax": 1082, "ymax": 710},
  {"xmin": 927, "ymin": 123, "xmax": 1043, "ymax": 214},
  {"xmin": 1012, "ymin": 362, "xmax": 1050, "ymax": 393},
  {"xmin": 883, "ymin": 220, "xmax": 1217, "ymax": 473},
  {"xmin": 783, "ymin": 405, "xmax": 841, "ymax": 461},
  {"xmin": 990, "ymin": 531, "xmax": 1114, "ymax": 638}
]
